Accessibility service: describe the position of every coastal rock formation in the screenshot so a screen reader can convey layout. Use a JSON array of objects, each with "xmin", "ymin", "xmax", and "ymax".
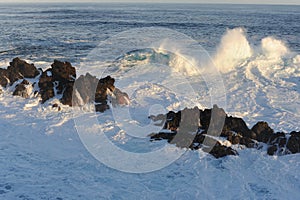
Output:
[
  {"xmin": 150, "ymin": 105, "xmax": 300, "ymax": 158},
  {"xmin": 1, "ymin": 58, "xmax": 129, "ymax": 113},
  {"xmin": 38, "ymin": 69, "xmax": 55, "ymax": 103},
  {"xmin": 1, "ymin": 58, "xmax": 299, "ymax": 159},
  {"xmin": 38, "ymin": 60, "xmax": 76, "ymax": 104},
  {"xmin": 0, "ymin": 57, "xmax": 39, "ymax": 87},
  {"xmin": 13, "ymin": 79, "xmax": 31, "ymax": 98}
]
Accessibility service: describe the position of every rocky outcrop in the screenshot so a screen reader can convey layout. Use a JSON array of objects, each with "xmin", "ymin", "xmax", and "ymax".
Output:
[
  {"xmin": 38, "ymin": 69, "xmax": 55, "ymax": 103},
  {"xmin": 9, "ymin": 57, "xmax": 39, "ymax": 79},
  {"xmin": 149, "ymin": 105, "xmax": 300, "ymax": 158},
  {"xmin": 38, "ymin": 60, "xmax": 76, "ymax": 104},
  {"xmin": 13, "ymin": 79, "xmax": 30, "ymax": 98},
  {"xmin": 0, "ymin": 57, "xmax": 39, "ymax": 87},
  {"xmin": 72, "ymin": 73, "xmax": 121, "ymax": 112},
  {"xmin": 1, "ymin": 58, "xmax": 299, "ymax": 159},
  {"xmin": 1, "ymin": 58, "xmax": 129, "ymax": 113},
  {"xmin": 0, "ymin": 69, "xmax": 9, "ymax": 87}
]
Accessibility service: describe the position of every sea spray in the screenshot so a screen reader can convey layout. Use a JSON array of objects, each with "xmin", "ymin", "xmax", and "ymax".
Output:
[
  {"xmin": 261, "ymin": 37, "xmax": 289, "ymax": 60},
  {"xmin": 213, "ymin": 27, "xmax": 253, "ymax": 73}
]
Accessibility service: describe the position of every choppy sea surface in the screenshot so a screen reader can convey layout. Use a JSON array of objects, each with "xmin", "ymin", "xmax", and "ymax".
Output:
[
  {"xmin": 0, "ymin": 3, "xmax": 300, "ymax": 200},
  {"xmin": 0, "ymin": 3, "xmax": 299, "ymax": 63}
]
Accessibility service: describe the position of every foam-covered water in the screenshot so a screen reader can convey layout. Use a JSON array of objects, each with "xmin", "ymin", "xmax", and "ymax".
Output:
[{"xmin": 0, "ymin": 3, "xmax": 300, "ymax": 199}]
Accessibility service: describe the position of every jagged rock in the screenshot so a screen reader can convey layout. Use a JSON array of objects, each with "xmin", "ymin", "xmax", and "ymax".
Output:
[
  {"xmin": 95, "ymin": 76, "xmax": 115, "ymax": 104},
  {"xmin": 267, "ymin": 145, "xmax": 278, "ymax": 155},
  {"xmin": 95, "ymin": 104, "xmax": 110, "ymax": 113},
  {"xmin": 13, "ymin": 79, "xmax": 30, "ymax": 98},
  {"xmin": 251, "ymin": 122, "xmax": 274, "ymax": 143},
  {"xmin": 72, "ymin": 74, "xmax": 126, "ymax": 112},
  {"xmin": 38, "ymin": 69, "xmax": 54, "ymax": 103},
  {"xmin": 0, "ymin": 58, "xmax": 39, "ymax": 87},
  {"xmin": 37, "ymin": 60, "xmax": 76, "ymax": 105},
  {"xmin": 149, "ymin": 105, "xmax": 294, "ymax": 158},
  {"xmin": 51, "ymin": 60, "xmax": 76, "ymax": 82},
  {"xmin": 0, "ymin": 68, "xmax": 9, "ymax": 87},
  {"xmin": 287, "ymin": 131, "xmax": 300, "ymax": 154},
  {"xmin": 8, "ymin": 57, "xmax": 39, "ymax": 79},
  {"xmin": 239, "ymin": 137, "xmax": 256, "ymax": 148},
  {"xmin": 223, "ymin": 116, "xmax": 252, "ymax": 138},
  {"xmin": 60, "ymin": 82, "xmax": 74, "ymax": 106},
  {"xmin": 163, "ymin": 111, "xmax": 181, "ymax": 131},
  {"xmin": 51, "ymin": 60, "xmax": 76, "ymax": 94},
  {"xmin": 208, "ymin": 142, "xmax": 238, "ymax": 158}
]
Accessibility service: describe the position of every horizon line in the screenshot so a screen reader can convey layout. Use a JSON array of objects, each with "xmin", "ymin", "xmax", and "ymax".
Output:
[{"xmin": 0, "ymin": 1, "xmax": 300, "ymax": 6}]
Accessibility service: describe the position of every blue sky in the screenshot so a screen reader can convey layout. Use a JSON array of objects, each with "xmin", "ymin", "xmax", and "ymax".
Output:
[{"xmin": 1, "ymin": 0, "xmax": 299, "ymax": 5}]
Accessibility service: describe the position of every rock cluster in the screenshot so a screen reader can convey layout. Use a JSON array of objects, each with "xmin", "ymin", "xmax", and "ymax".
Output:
[
  {"xmin": 0, "ymin": 58, "xmax": 129, "ymax": 112},
  {"xmin": 150, "ymin": 105, "xmax": 300, "ymax": 158},
  {"xmin": 1, "ymin": 58, "xmax": 298, "ymax": 159},
  {"xmin": 0, "ymin": 57, "xmax": 39, "ymax": 87}
]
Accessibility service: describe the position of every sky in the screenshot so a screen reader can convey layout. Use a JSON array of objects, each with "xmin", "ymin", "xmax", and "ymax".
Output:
[{"xmin": 1, "ymin": 0, "xmax": 299, "ymax": 5}]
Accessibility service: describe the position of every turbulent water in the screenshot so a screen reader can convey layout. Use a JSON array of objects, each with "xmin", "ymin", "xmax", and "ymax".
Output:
[{"xmin": 0, "ymin": 3, "xmax": 300, "ymax": 199}]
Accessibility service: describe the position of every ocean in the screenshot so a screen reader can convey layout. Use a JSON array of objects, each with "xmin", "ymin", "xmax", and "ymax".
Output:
[
  {"xmin": 0, "ymin": 3, "xmax": 300, "ymax": 199},
  {"xmin": 0, "ymin": 3, "xmax": 299, "ymax": 64}
]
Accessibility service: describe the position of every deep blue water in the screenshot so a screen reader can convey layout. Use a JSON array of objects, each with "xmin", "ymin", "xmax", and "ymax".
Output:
[{"xmin": 0, "ymin": 3, "xmax": 299, "ymax": 65}]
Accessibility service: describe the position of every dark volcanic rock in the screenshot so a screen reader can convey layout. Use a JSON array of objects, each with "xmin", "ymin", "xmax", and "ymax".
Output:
[
  {"xmin": 8, "ymin": 57, "xmax": 39, "ymax": 79},
  {"xmin": 150, "ymin": 104, "xmax": 300, "ymax": 158},
  {"xmin": 51, "ymin": 60, "xmax": 76, "ymax": 94},
  {"xmin": 95, "ymin": 104, "xmax": 110, "ymax": 113},
  {"xmin": 51, "ymin": 60, "xmax": 76, "ymax": 82},
  {"xmin": 13, "ymin": 79, "xmax": 30, "ymax": 98},
  {"xmin": 150, "ymin": 107, "xmax": 239, "ymax": 158},
  {"xmin": 95, "ymin": 76, "xmax": 115, "ymax": 104},
  {"xmin": 267, "ymin": 145, "xmax": 278, "ymax": 155},
  {"xmin": 0, "ymin": 58, "xmax": 39, "ymax": 93},
  {"xmin": 0, "ymin": 58, "xmax": 39, "ymax": 87},
  {"xmin": 38, "ymin": 60, "xmax": 76, "ymax": 105},
  {"xmin": 0, "ymin": 68, "xmax": 9, "ymax": 87},
  {"xmin": 251, "ymin": 122, "xmax": 274, "ymax": 143},
  {"xmin": 208, "ymin": 142, "xmax": 238, "ymax": 158},
  {"xmin": 38, "ymin": 69, "xmax": 54, "ymax": 103},
  {"xmin": 60, "ymin": 82, "xmax": 74, "ymax": 106},
  {"xmin": 73, "ymin": 74, "xmax": 125, "ymax": 112},
  {"xmin": 287, "ymin": 131, "xmax": 300, "ymax": 154},
  {"xmin": 224, "ymin": 116, "xmax": 252, "ymax": 138},
  {"xmin": 163, "ymin": 111, "xmax": 181, "ymax": 131}
]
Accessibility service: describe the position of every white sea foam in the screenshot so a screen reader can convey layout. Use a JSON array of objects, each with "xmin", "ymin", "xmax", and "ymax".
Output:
[{"xmin": 213, "ymin": 27, "xmax": 253, "ymax": 73}]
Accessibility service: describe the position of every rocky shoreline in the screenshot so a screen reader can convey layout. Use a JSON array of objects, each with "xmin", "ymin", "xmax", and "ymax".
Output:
[
  {"xmin": 0, "ymin": 57, "xmax": 129, "ymax": 112},
  {"xmin": 150, "ymin": 105, "xmax": 300, "ymax": 158},
  {"xmin": 1, "ymin": 58, "xmax": 299, "ymax": 159}
]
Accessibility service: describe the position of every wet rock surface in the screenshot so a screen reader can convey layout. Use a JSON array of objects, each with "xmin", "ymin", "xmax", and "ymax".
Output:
[
  {"xmin": 150, "ymin": 105, "xmax": 300, "ymax": 158},
  {"xmin": 1, "ymin": 58, "xmax": 299, "ymax": 159},
  {"xmin": 13, "ymin": 79, "xmax": 30, "ymax": 98},
  {"xmin": 0, "ymin": 57, "xmax": 39, "ymax": 87},
  {"xmin": 1, "ymin": 58, "xmax": 129, "ymax": 113}
]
